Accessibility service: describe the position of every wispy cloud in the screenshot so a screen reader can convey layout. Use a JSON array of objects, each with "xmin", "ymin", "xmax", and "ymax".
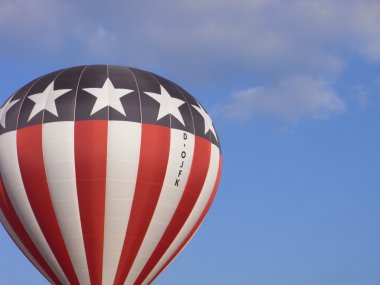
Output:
[
  {"xmin": 0, "ymin": 0, "xmax": 117, "ymax": 57},
  {"xmin": 0, "ymin": 0, "xmax": 73, "ymax": 50},
  {"xmin": 216, "ymin": 76, "xmax": 346, "ymax": 121},
  {"xmin": 87, "ymin": 25, "xmax": 118, "ymax": 56},
  {"xmin": 0, "ymin": 0, "xmax": 378, "ymax": 122},
  {"xmin": 1, "ymin": 0, "xmax": 379, "ymax": 76},
  {"xmin": 349, "ymin": 84, "xmax": 371, "ymax": 109}
]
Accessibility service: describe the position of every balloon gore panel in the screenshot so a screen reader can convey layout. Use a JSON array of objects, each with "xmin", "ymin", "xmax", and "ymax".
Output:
[{"xmin": 0, "ymin": 65, "xmax": 222, "ymax": 285}]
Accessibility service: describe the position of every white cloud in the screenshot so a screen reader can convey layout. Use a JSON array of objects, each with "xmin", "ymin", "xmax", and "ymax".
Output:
[
  {"xmin": 87, "ymin": 26, "xmax": 118, "ymax": 55},
  {"xmin": 355, "ymin": 91, "xmax": 369, "ymax": 109},
  {"xmin": 352, "ymin": 2, "xmax": 380, "ymax": 61},
  {"xmin": 216, "ymin": 76, "xmax": 346, "ymax": 121},
  {"xmin": 100, "ymin": 0, "xmax": 379, "ymax": 80},
  {"xmin": 0, "ymin": 0, "xmax": 117, "ymax": 57},
  {"xmin": 349, "ymin": 84, "xmax": 371, "ymax": 109},
  {"xmin": 0, "ymin": 0, "xmax": 72, "ymax": 49},
  {"xmin": 0, "ymin": 0, "xmax": 377, "ymax": 123},
  {"xmin": 1, "ymin": 0, "xmax": 379, "ymax": 78}
]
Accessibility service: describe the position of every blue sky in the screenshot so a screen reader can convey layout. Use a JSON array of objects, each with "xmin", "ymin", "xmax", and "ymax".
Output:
[{"xmin": 1, "ymin": 0, "xmax": 379, "ymax": 284}]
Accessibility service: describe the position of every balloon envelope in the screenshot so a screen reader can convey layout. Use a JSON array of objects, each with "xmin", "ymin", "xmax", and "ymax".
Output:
[{"xmin": 0, "ymin": 65, "xmax": 221, "ymax": 285}]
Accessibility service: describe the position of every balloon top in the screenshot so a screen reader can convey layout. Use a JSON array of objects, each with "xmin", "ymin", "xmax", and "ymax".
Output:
[{"xmin": 0, "ymin": 65, "xmax": 220, "ymax": 148}]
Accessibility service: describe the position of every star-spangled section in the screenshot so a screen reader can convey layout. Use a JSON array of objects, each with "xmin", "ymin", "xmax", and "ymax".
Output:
[
  {"xmin": 83, "ymin": 78, "xmax": 134, "ymax": 116},
  {"xmin": 0, "ymin": 98, "xmax": 20, "ymax": 128},
  {"xmin": 192, "ymin": 103, "xmax": 218, "ymax": 141},
  {"xmin": 27, "ymin": 81, "xmax": 71, "ymax": 121},
  {"xmin": 144, "ymin": 85, "xmax": 186, "ymax": 125}
]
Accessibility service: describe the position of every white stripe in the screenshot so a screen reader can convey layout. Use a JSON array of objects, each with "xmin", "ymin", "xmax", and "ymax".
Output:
[
  {"xmin": 102, "ymin": 121, "xmax": 142, "ymax": 285},
  {"xmin": 42, "ymin": 121, "xmax": 91, "ymax": 285},
  {"xmin": 142, "ymin": 143, "xmax": 220, "ymax": 285},
  {"xmin": 0, "ymin": 209, "xmax": 55, "ymax": 284},
  {"xmin": 124, "ymin": 129, "xmax": 195, "ymax": 284},
  {"xmin": 0, "ymin": 131, "xmax": 69, "ymax": 284}
]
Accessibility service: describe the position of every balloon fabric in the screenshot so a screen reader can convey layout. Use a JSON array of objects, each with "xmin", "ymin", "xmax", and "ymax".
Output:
[{"xmin": 0, "ymin": 65, "xmax": 221, "ymax": 285}]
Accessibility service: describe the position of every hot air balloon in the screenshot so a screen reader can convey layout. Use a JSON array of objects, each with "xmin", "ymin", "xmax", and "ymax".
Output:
[{"xmin": 0, "ymin": 65, "xmax": 222, "ymax": 285}]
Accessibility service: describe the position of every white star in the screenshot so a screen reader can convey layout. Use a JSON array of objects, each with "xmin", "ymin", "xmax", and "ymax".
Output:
[
  {"xmin": 144, "ymin": 85, "xmax": 186, "ymax": 125},
  {"xmin": 192, "ymin": 103, "xmax": 218, "ymax": 141},
  {"xmin": 83, "ymin": 78, "xmax": 134, "ymax": 116},
  {"xmin": 28, "ymin": 81, "xmax": 71, "ymax": 121},
  {"xmin": 0, "ymin": 98, "xmax": 19, "ymax": 128}
]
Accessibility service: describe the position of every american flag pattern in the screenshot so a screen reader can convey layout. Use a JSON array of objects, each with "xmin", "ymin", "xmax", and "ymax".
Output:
[{"xmin": 0, "ymin": 65, "xmax": 222, "ymax": 285}]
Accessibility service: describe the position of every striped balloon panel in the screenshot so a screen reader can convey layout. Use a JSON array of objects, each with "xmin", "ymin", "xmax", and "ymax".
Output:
[{"xmin": 0, "ymin": 65, "xmax": 222, "ymax": 285}]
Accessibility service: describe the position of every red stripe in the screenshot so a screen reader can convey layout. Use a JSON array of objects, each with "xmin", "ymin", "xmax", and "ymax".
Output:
[
  {"xmin": 113, "ymin": 124, "xmax": 171, "ymax": 285},
  {"xmin": 74, "ymin": 120, "xmax": 108, "ymax": 285},
  {"xmin": 0, "ymin": 176, "xmax": 62, "ymax": 285},
  {"xmin": 134, "ymin": 136, "xmax": 212, "ymax": 285},
  {"xmin": 17, "ymin": 125, "xmax": 80, "ymax": 285},
  {"xmin": 147, "ymin": 154, "xmax": 222, "ymax": 285}
]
